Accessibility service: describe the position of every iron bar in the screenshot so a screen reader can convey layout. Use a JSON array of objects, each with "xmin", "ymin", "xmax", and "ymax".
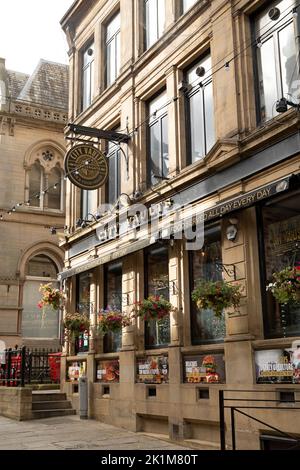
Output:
[
  {"xmin": 219, "ymin": 390, "xmax": 226, "ymax": 451},
  {"xmin": 231, "ymin": 407, "xmax": 236, "ymax": 451}
]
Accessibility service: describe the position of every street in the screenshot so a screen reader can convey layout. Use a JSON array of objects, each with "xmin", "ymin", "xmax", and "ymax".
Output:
[{"xmin": 0, "ymin": 415, "xmax": 190, "ymax": 450}]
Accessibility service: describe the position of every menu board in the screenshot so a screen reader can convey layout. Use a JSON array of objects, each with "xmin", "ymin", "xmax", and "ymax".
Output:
[
  {"xmin": 183, "ymin": 354, "xmax": 226, "ymax": 384},
  {"xmin": 255, "ymin": 345, "xmax": 300, "ymax": 384},
  {"xmin": 96, "ymin": 360, "xmax": 119, "ymax": 383},
  {"xmin": 67, "ymin": 361, "xmax": 86, "ymax": 381},
  {"xmin": 136, "ymin": 356, "xmax": 168, "ymax": 384}
]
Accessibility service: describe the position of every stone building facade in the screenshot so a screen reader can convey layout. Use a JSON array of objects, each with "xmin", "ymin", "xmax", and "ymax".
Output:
[
  {"xmin": 0, "ymin": 58, "xmax": 68, "ymax": 350},
  {"xmin": 60, "ymin": 0, "xmax": 300, "ymax": 449}
]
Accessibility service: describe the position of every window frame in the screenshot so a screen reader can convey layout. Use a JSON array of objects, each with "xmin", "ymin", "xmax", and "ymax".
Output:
[
  {"xmin": 252, "ymin": 1, "xmax": 298, "ymax": 124},
  {"xmin": 185, "ymin": 53, "xmax": 215, "ymax": 166},
  {"xmin": 147, "ymin": 90, "xmax": 169, "ymax": 187},
  {"xmin": 105, "ymin": 12, "xmax": 121, "ymax": 88},
  {"xmin": 80, "ymin": 39, "xmax": 95, "ymax": 112},
  {"xmin": 106, "ymin": 135, "xmax": 121, "ymax": 205},
  {"xmin": 144, "ymin": 0, "xmax": 165, "ymax": 50}
]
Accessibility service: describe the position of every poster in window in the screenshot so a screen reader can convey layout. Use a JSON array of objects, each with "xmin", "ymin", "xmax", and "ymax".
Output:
[
  {"xmin": 96, "ymin": 359, "xmax": 119, "ymax": 383},
  {"xmin": 136, "ymin": 356, "xmax": 168, "ymax": 384},
  {"xmin": 255, "ymin": 343, "xmax": 300, "ymax": 384},
  {"xmin": 183, "ymin": 353, "xmax": 226, "ymax": 384},
  {"xmin": 67, "ymin": 361, "xmax": 86, "ymax": 381}
]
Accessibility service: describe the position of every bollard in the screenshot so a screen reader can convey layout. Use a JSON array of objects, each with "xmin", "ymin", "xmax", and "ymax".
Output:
[{"xmin": 79, "ymin": 375, "xmax": 88, "ymax": 420}]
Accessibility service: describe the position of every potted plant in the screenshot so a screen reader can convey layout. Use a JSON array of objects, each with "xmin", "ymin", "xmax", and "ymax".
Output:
[
  {"xmin": 133, "ymin": 295, "xmax": 173, "ymax": 321},
  {"xmin": 191, "ymin": 279, "xmax": 242, "ymax": 318},
  {"xmin": 64, "ymin": 312, "xmax": 90, "ymax": 338},
  {"xmin": 38, "ymin": 283, "xmax": 65, "ymax": 310},
  {"xmin": 266, "ymin": 266, "xmax": 300, "ymax": 304},
  {"xmin": 97, "ymin": 307, "xmax": 131, "ymax": 334}
]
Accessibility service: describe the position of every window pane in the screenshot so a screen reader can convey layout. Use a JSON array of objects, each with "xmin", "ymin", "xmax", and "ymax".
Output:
[
  {"xmin": 150, "ymin": 122, "xmax": 161, "ymax": 185},
  {"xmin": 47, "ymin": 167, "xmax": 61, "ymax": 210},
  {"xmin": 106, "ymin": 40, "xmax": 115, "ymax": 86},
  {"xmin": 157, "ymin": 0, "xmax": 165, "ymax": 38},
  {"xmin": 104, "ymin": 262, "xmax": 122, "ymax": 353},
  {"xmin": 81, "ymin": 189, "xmax": 96, "ymax": 220},
  {"xmin": 189, "ymin": 91, "xmax": 204, "ymax": 162},
  {"xmin": 190, "ymin": 224, "xmax": 225, "ymax": 344},
  {"xmin": 257, "ymin": 37, "xmax": 278, "ymax": 122},
  {"xmin": 183, "ymin": 0, "xmax": 197, "ymax": 13},
  {"xmin": 186, "ymin": 55, "xmax": 214, "ymax": 163},
  {"xmin": 204, "ymin": 81, "xmax": 215, "ymax": 153},
  {"xmin": 278, "ymin": 22, "xmax": 298, "ymax": 99},
  {"xmin": 22, "ymin": 280, "xmax": 59, "ymax": 338},
  {"xmin": 262, "ymin": 194, "xmax": 300, "ymax": 338},
  {"xmin": 145, "ymin": 245, "xmax": 170, "ymax": 348},
  {"xmin": 82, "ymin": 42, "xmax": 94, "ymax": 110},
  {"xmin": 29, "ymin": 163, "xmax": 41, "ymax": 207},
  {"xmin": 149, "ymin": 91, "xmax": 168, "ymax": 122},
  {"xmin": 26, "ymin": 255, "xmax": 58, "ymax": 278},
  {"xmin": 146, "ymin": 0, "xmax": 158, "ymax": 49},
  {"xmin": 161, "ymin": 115, "xmax": 169, "ymax": 178},
  {"xmin": 106, "ymin": 13, "xmax": 120, "ymax": 41}
]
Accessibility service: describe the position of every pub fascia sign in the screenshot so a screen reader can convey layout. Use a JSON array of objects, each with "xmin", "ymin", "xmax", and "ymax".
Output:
[{"xmin": 94, "ymin": 178, "xmax": 290, "ymax": 246}]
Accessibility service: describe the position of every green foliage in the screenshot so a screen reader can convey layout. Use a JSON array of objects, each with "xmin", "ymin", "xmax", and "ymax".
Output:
[
  {"xmin": 191, "ymin": 279, "xmax": 242, "ymax": 318},
  {"xmin": 266, "ymin": 266, "xmax": 300, "ymax": 304},
  {"xmin": 133, "ymin": 296, "xmax": 173, "ymax": 321}
]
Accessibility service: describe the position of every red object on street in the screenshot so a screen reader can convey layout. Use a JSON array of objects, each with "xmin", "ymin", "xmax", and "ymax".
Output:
[{"xmin": 48, "ymin": 352, "xmax": 62, "ymax": 383}]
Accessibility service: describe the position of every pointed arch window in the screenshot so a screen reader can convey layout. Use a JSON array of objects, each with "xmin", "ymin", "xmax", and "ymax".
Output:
[{"xmin": 27, "ymin": 160, "xmax": 63, "ymax": 211}]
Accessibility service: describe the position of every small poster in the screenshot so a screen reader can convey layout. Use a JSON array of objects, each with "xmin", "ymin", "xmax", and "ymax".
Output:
[
  {"xmin": 183, "ymin": 354, "xmax": 226, "ymax": 384},
  {"xmin": 96, "ymin": 360, "xmax": 119, "ymax": 383},
  {"xmin": 67, "ymin": 361, "xmax": 86, "ymax": 381},
  {"xmin": 136, "ymin": 356, "xmax": 168, "ymax": 384},
  {"xmin": 255, "ymin": 343, "xmax": 300, "ymax": 384}
]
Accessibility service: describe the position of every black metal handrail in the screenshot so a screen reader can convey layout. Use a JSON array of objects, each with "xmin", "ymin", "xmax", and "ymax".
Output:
[{"xmin": 219, "ymin": 389, "xmax": 300, "ymax": 450}]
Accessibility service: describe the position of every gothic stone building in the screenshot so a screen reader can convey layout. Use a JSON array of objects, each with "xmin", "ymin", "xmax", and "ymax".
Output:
[{"xmin": 0, "ymin": 58, "xmax": 68, "ymax": 350}]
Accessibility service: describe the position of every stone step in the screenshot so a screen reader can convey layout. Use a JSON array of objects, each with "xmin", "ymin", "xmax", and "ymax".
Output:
[
  {"xmin": 32, "ymin": 400, "xmax": 72, "ymax": 411},
  {"xmin": 31, "ymin": 409, "xmax": 76, "ymax": 419},
  {"xmin": 32, "ymin": 392, "xmax": 67, "ymax": 402}
]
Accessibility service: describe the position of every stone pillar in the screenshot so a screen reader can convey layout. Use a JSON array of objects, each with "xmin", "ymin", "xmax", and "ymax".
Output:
[{"xmin": 120, "ymin": 0, "xmax": 134, "ymax": 72}]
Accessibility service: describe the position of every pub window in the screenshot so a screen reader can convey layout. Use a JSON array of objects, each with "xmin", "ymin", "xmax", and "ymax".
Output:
[
  {"xmin": 106, "ymin": 134, "xmax": 121, "ymax": 205},
  {"xmin": 103, "ymin": 261, "xmax": 123, "ymax": 353},
  {"xmin": 145, "ymin": 244, "xmax": 170, "ymax": 348},
  {"xmin": 81, "ymin": 41, "xmax": 94, "ymax": 112},
  {"xmin": 259, "ymin": 191, "xmax": 300, "ymax": 338},
  {"xmin": 105, "ymin": 12, "xmax": 121, "ymax": 87},
  {"xmin": 185, "ymin": 54, "xmax": 215, "ymax": 165},
  {"xmin": 76, "ymin": 272, "xmax": 92, "ymax": 353},
  {"xmin": 253, "ymin": 0, "xmax": 298, "ymax": 123},
  {"xmin": 182, "ymin": 0, "xmax": 198, "ymax": 14},
  {"xmin": 148, "ymin": 91, "xmax": 169, "ymax": 187},
  {"xmin": 145, "ymin": 0, "xmax": 165, "ymax": 50},
  {"xmin": 190, "ymin": 223, "xmax": 225, "ymax": 344}
]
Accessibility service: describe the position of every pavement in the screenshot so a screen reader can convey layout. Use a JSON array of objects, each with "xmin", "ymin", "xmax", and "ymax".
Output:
[{"xmin": 0, "ymin": 415, "xmax": 190, "ymax": 450}]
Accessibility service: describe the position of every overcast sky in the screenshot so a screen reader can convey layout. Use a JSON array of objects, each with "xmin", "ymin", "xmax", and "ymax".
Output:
[{"xmin": 0, "ymin": 0, "xmax": 74, "ymax": 74}]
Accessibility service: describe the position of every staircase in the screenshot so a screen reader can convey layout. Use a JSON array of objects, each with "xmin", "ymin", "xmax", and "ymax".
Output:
[{"xmin": 32, "ymin": 391, "xmax": 76, "ymax": 419}]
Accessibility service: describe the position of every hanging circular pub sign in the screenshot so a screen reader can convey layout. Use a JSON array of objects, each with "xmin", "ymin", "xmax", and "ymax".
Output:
[{"xmin": 64, "ymin": 144, "xmax": 108, "ymax": 190}]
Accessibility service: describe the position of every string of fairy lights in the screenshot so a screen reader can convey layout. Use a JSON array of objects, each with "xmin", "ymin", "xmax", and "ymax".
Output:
[{"xmin": 1, "ymin": 1, "xmax": 299, "ymax": 227}]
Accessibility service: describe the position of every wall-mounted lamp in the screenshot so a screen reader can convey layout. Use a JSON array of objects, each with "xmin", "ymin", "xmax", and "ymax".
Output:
[
  {"xmin": 276, "ymin": 97, "xmax": 299, "ymax": 113},
  {"xmin": 226, "ymin": 218, "xmax": 238, "ymax": 241}
]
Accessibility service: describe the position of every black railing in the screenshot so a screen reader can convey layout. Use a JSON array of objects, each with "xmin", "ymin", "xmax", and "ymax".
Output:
[
  {"xmin": 219, "ymin": 389, "xmax": 300, "ymax": 450},
  {"xmin": 0, "ymin": 347, "xmax": 61, "ymax": 387}
]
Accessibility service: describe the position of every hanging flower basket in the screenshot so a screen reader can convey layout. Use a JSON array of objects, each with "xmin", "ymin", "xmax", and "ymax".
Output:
[
  {"xmin": 266, "ymin": 266, "xmax": 300, "ymax": 305},
  {"xmin": 64, "ymin": 312, "xmax": 90, "ymax": 338},
  {"xmin": 133, "ymin": 296, "xmax": 173, "ymax": 321},
  {"xmin": 97, "ymin": 307, "xmax": 131, "ymax": 334},
  {"xmin": 191, "ymin": 279, "xmax": 242, "ymax": 318},
  {"xmin": 38, "ymin": 283, "xmax": 65, "ymax": 310}
]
